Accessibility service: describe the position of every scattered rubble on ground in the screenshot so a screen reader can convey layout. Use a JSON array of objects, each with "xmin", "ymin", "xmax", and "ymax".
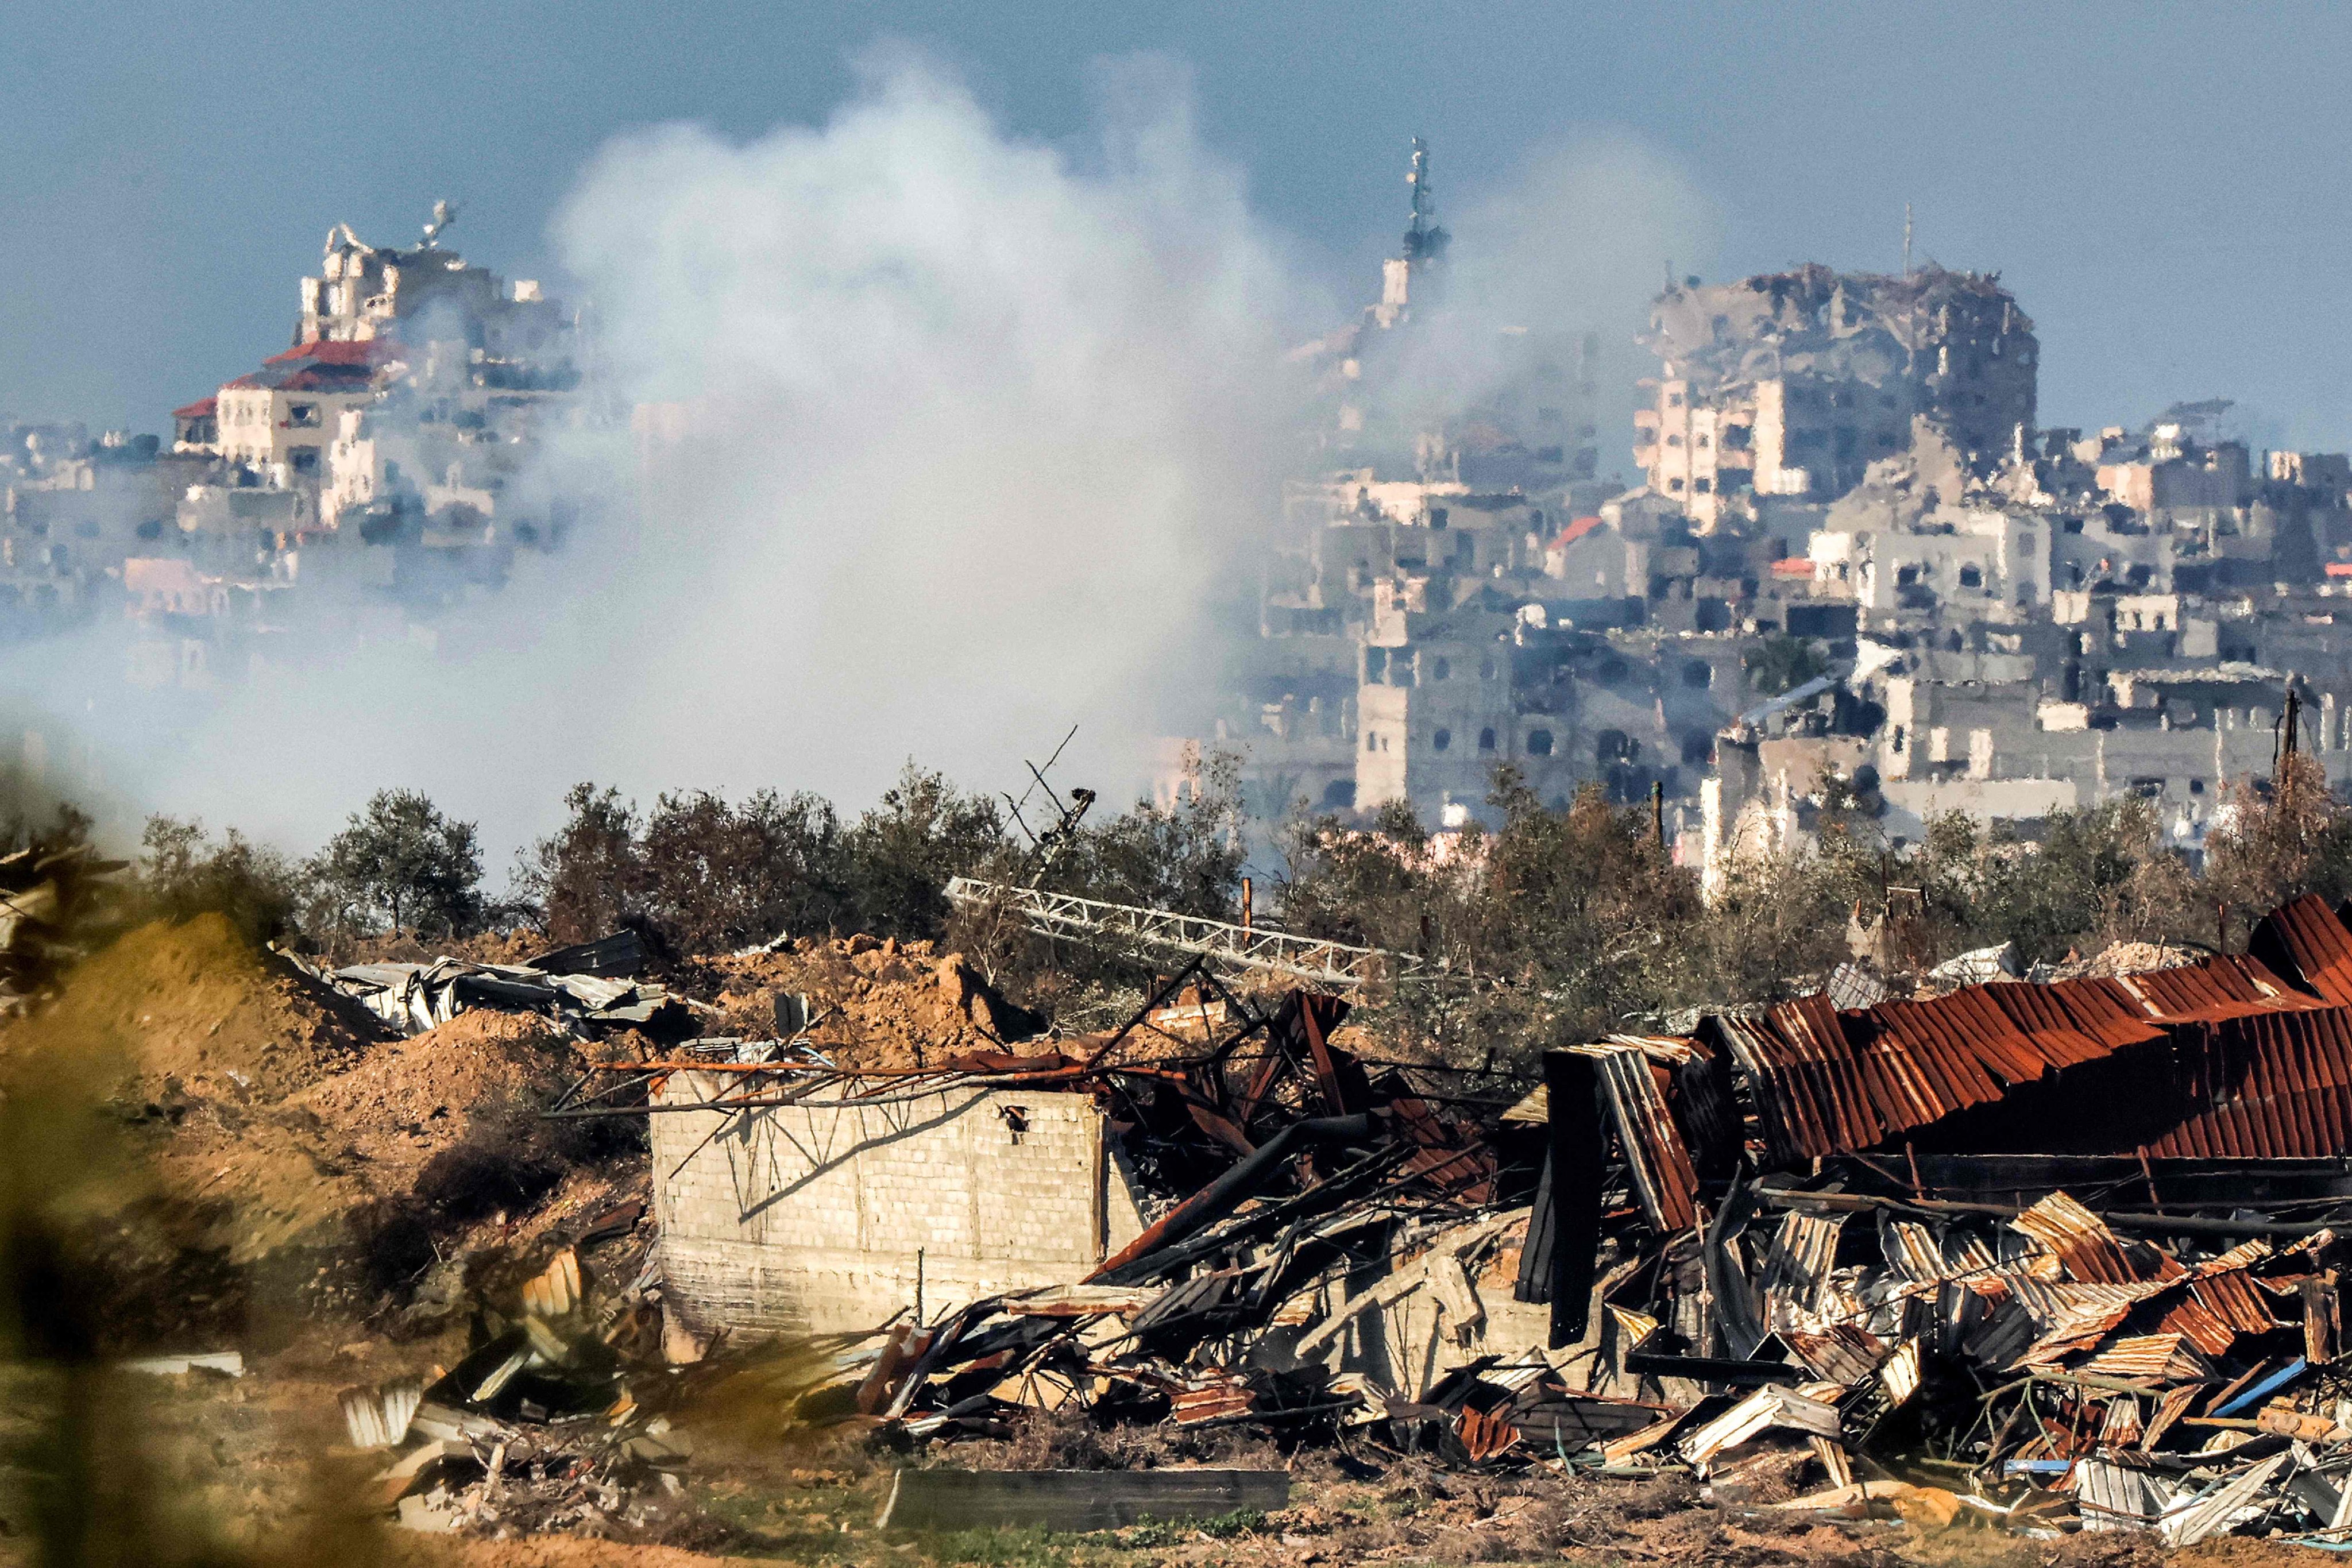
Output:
[
  {"xmin": 537, "ymin": 895, "xmax": 2352, "ymax": 1552},
  {"xmin": 294, "ymin": 930, "xmax": 693, "ymax": 1039},
  {"xmin": 356, "ymin": 1248, "xmax": 694, "ymax": 1539},
  {"xmin": 29, "ymin": 897, "xmax": 2352, "ymax": 1561}
]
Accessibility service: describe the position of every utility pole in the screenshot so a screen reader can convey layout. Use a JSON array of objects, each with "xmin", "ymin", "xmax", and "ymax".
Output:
[{"xmin": 2277, "ymin": 685, "xmax": 2303, "ymax": 809}]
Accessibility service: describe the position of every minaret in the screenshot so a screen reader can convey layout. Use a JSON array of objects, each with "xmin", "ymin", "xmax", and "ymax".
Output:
[
  {"xmin": 1401, "ymin": 137, "xmax": 1450, "ymax": 268},
  {"xmin": 1377, "ymin": 138, "xmax": 1450, "ymax": 327}
]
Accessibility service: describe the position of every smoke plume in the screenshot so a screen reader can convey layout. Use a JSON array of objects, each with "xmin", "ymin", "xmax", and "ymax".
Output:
[
  {"xmin": 13, "ymin": 60, "xmax": 1723, "ymax": 872},
  {"xmin": 49, "ymin": 52, "xmax": 1315, "ymax": 861},
  {"xmin": 1358, "ymin": 131, "xmax": 1722, "ymax": 469}
]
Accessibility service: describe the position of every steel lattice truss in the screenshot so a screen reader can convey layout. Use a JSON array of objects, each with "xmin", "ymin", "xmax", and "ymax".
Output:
[{"xmin": 945, "ymin": 875, "xmax": 1413, "ymax": 989}]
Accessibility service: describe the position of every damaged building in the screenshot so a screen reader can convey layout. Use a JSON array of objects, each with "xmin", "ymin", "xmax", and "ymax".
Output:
[
  {"xmin": 477, "ymin": 886, "xmax": 2352, "ymax": 1546},
  {"xmin": 0, "ymin": 203, "xmax": 595, "ymax": 688},
  {"xmin": 1636, "ymin": 264, "xmax": 2037, "ymax": 527},
  {"xmin": 1205, "ymin": 184, "xmax": 2352, "ymax": 868}
]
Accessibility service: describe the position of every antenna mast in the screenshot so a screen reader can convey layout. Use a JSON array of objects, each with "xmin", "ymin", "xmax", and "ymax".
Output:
[{"xmin": 1401, "ymin": 137, "xmax": 1449, "ymax": 267}]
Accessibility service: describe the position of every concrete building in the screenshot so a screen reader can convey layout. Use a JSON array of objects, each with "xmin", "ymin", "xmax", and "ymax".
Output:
[
  {"xmin": 650, "ymin": 1078, "xmax": 1149, "ymax": 1337},
  {"xmin": 1633, "ymin": 265, "xmax": 2036, "ymax": 526},
  {"xmin": 299, "ymin": 211, "xmax": 575, "ymax": 379},
  {"xmin": 214, "ymin": 339, "xmax": 398, "ymax": 480}
]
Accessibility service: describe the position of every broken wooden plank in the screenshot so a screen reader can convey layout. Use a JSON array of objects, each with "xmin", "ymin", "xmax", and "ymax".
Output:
[
  {"xmin": 1678, "ymin": 1386, "xmax": 1841, "ymax": 1473},
  {"xmin": 876, "ymin": 1467, "xmax": 1289, "ymax": 1532}
]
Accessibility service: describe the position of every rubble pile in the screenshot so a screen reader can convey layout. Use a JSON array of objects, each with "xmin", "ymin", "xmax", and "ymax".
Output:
[
  {"xmin": 353, "ymin": 1249, "xmax": 694, "ymax": 1538},
  {"xmin": 693, "ymin": 934, "xmax": 1044, "ymax": 1069},
  {"xmin": 583, "ymin": 894, "xmax": 2352, "ymax": 1549},
  {"xmin": 1589, "ymin": 1185, "xmax": 2352, "ymax": 1542},
  {"xmin": 295, "ymin": 929, "xmax": 694, "ymax": 1039},
  {"xmin": 618, "ymin": 982, "xmax": 1536, "ymax": 1454},
  {"xmin": 756, "ymin": 1157, "xmax": 2352, "ymax": 1544}
]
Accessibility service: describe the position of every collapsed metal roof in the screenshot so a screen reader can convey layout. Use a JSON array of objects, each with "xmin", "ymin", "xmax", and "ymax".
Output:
[{"xmin": 1583, "ymin": 895, "xmax": 2352, "ymax": 1221}]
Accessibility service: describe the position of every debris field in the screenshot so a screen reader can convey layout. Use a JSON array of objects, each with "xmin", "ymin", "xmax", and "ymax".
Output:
[{"xmin": 26, "ymin": 895, "xmax": 2352, "ymax": 1562}]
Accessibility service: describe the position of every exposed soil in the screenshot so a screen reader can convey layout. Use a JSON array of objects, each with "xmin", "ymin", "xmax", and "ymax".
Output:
[
  {"xmin": 0, "ymin": 912, "xmax": 381, "ymax": 1106},
  {"xmin": 690, "ymin": 936, "xmax": 1045, "ymax": 1069},
  {"xmin": 0, "ymin": 916, "xmax": 644, "ymax": 1349}
]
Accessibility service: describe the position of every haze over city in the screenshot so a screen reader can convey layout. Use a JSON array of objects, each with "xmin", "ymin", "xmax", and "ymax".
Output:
[{"xmin": 16, "ymin": 11, "xmax": 2352, "ymax": 1566}]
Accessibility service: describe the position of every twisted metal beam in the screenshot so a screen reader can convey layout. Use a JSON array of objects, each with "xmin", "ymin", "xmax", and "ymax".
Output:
[{"xmin": 945, "ymin": 876, "xmax": 1412, "ymax": 990}]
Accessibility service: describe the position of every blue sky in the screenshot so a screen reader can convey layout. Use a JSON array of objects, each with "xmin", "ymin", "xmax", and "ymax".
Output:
[{"xmin": 7, "ymin": 1, "xmax": 2351, "ymax": 447}]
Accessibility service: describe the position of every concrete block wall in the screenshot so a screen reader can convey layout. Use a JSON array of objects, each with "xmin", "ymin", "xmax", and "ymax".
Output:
[{"xmin": 652, "ymin": 1075, "xmax": 1141, "ymax": 1337}]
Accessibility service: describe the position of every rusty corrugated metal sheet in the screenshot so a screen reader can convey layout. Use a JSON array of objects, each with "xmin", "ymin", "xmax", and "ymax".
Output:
[
  {"xmin": 1847, "ymin": 992, "xmax": 2013, "ymax": 1129},
  {"xmin": 2117, "ymin": 955, "xmax": 2323, "ymax": 1024},
  {"xmin": 2144, "ymin": 1007, "xmax": 2352, "ymax": 1158},
  {"xmin": 1171, "ymin": 1370, "xmax": 1255, "ymax": 1426},
  {"xmin": 2011, "ymin": 1279, "xmax": 2157, "ymax": 1362},
  {"xmin": 2153, "ymin": 1295, "xmax": 2238, "ymax": 1358},
  {"xmin": 2011, "ymin": 1193, "xmax": 2179, "ymax": 1286},
  {"xmin": 1986, "ymin": 982, "xmax": 2163, "ymax": 1064},
  {"xmin": 1566, "ymin": 1038, "xmax": 1702, "ymax": 1232},
  {"xmin": 2078, "ymin": 1333, "xmax": 2211, "ymax": 1381},
  {"xmin": 1781, "ymin": 1324, "xmax": 1887, "ymax": 1387},
  {"xmin": 1579, "ymin": 900, "xmax": 2352, "ymax": 1188},
  {"xmin": 2038, "ymin": 978, "xmax": 2180, "ymax": 1047},
  {"xmin": 1756, "ymin": 1210, "xmax": 1845, "ymax": 1328},
  {"xmin": 2251, "ymin": 894, "xmax": 2352, "ymax": 1004},
  {"xmin": 1738, "ymin": 980, "xmax": 2164, "ymax": 1161},
  {"xmin": 1715, "ymin": 1004, "xmax": 1880, "ymax": 1164},
  {"xmin": 1457, "ymin": 1403, "xmax": 1519, "ymax": 1461}
]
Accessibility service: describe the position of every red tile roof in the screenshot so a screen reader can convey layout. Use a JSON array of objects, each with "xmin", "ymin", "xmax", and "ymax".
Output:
[
  {"xmin": 172, "ymin": 396, "xmax": 217, "ymax": 420},
  {"xmin": 1554, "ymin": 515, "xmax": 1605, "ymax": 548},
  {"xmin": 267, "ymin": 337, "xmax": 401, "ymax": 366}
]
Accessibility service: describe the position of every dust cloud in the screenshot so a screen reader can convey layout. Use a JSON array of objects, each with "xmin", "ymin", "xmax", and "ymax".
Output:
[
  {"xmin": 44, "ymin": 52, "xmax": 1314, "ymax": 861},
  {"xmin": 13, "ymin": 56, "xmax": 1720, "ymax": 871}
]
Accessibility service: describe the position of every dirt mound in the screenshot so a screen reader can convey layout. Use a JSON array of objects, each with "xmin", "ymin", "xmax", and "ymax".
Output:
[
  {"xmin": 0, "ymin": 916, "xmax": 638, "ymax": 1325},
  {"xmin": 137, "ymin": 1009, "xmax": 596, "ymax": 1270},
  {"xmin": 693, "ymin": 934, "xmax": 1044, "ymax": 1069},
  {"xmin": 296, "ymin": 1010, "xmax": 574, "ymax": 1189},
  {"xmin": 0, "ymin": 912, "xmax": 380, "ymax": 1106},
  {"xmin": 2085, "ymin": 939, "xmax": 2199, "ymax": 978}
]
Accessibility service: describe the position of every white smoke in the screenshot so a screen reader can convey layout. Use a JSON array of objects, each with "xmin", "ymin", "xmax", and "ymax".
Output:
[
  {"xmin": 17, "ymin": 65, "xmax": 1724, "ymax": 872},
  {"xmin": 53, "ymin": 51, "xmax": 1319, "ymax": 862},
  {"xmin": 1361, "ymin": 132, "xmax": 1723, "ymax": 470}
]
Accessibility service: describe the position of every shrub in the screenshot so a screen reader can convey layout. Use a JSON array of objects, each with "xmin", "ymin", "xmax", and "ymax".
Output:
[
  {"xmin": 137, "ymin": 815, "xmax": 306, "ymax": 944},
  {"xmin": 308, "ymin": 789, "xmax": 484, "ymax": 939}
]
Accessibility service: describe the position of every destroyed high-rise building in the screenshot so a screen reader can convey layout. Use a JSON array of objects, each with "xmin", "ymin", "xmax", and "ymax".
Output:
[
  {"xmin": 298, "ymin": 206, "xmax": 575, "ymax": 376},
  {"xmin": 1635, "ymin": 264, "xmax": 2037, "ymax": 526}
]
